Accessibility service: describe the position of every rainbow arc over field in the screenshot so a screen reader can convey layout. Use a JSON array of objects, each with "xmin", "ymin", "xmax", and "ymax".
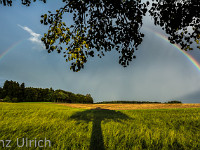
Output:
[
  {"xmin": 144, "ymin": 27, "xmax": 200, "ymax": 72},
  {"xmin": 0, "ymin": 40, "xmax": 23, "ymax": 61}
]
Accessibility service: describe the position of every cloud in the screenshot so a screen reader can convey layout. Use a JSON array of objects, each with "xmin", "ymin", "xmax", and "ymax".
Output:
[{"xmin": 18, "ymin": 24, "xmax": 45, "ymax": 49}]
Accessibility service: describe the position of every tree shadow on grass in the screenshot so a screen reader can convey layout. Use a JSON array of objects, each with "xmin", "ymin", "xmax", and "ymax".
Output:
[{"xmin": 70, "ymin": 107, "xmax": 132, "ymax": 150}]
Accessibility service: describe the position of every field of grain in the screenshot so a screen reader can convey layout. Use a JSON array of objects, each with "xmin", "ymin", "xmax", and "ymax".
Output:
[
  {"xmin": 0, "ymin": 102, "xmax": 200, "ymax": 149},
  {"xmin": 59, "ymin": 103, "xmax": 200, "ymax": 110}
]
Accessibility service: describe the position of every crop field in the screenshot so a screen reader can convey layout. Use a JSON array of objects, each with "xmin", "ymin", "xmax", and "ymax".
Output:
[
  {"xmin": 59, "ymin": 103, "xmax": 200, "ymax": 110},
  {"xmin": 0, "ymin": 102, "xmax": 200, "ymax": 150}
]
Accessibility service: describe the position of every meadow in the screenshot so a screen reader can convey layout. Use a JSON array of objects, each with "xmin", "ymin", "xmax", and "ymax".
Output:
[{"xmin": 0, "ymin": 102, "xmax": 200, "ymax": 150}]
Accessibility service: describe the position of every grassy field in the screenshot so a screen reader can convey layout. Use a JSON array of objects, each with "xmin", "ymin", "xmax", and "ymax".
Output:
[{"xmin": 0, "ymin": 102, "xmax": 200, "ymax": 150}]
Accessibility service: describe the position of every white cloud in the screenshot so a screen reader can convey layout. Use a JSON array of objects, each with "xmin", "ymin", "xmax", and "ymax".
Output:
[{"xmin": 18, "ymin": 24, "xmax": 45, "ymax": 49}]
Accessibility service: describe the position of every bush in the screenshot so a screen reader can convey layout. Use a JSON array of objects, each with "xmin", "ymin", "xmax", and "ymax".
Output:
[
  {"xmin": 3, "ymin": 96, "xmax": 11, "ymax": 102},
  {"xmin": 12, "ymin": 97, "xmax": 18, "ymax": 103}
]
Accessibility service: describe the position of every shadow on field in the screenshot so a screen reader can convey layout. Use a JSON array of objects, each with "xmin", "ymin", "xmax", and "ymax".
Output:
[{"xmin": 70, "ymin": 107, "xmax": 131, "ymax": 150}]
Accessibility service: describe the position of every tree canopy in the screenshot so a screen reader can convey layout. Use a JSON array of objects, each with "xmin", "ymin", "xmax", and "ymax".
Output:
[
  {"xmin": 1, "ymin": 0, "xmax": 200, "ymax": 71},
  {"xmin": 149, "ymin": 0, "xmax": 200, "ymax": 51}
]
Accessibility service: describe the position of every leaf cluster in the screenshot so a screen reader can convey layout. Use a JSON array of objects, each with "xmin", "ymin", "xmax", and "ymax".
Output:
[
  {"xmin": 40, "ymin": 0, "xmax": 149, "ymax": 71},
  {"xmin": 149, "ymin": 0, "xmax": 200, "ymax": 51},
  {"xmin": 0, "ymin": 0, "xmax": 46, "ymax": 6}
]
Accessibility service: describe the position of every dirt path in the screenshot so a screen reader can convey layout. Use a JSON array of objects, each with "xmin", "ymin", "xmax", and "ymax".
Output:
[{"xmin": 58, "ymin": 103, "xmax": 200, "ymax": 110}]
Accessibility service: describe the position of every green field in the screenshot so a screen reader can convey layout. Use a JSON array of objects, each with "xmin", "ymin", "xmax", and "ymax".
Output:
[{"xmin": 0, "ymin": 102, "xmax": 200, "ymax": 150}]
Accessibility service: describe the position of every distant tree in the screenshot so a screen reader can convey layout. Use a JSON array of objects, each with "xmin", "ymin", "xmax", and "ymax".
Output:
[
  {"xmin": 37, "ymin": 88, "xmax": 44, "ymax": 101},
  {"xmin": 85, "ymin": 94, "xmax": 93, "ymax": 104},
  {"xmin": 166, "ymin": 100, "xmax": 182, "ymax": 104},
  {"xmin": 3, "ymin": 80, "xmax": 9, "ymax": 98},
  {"xmin": 0, "ymin": 87, "xmax": 2, "ymax": 99},
  {"xmin": 53, "ymin": 90, "xmax": 69, "ymax": 103},
  {"xmin": 75, "ymin": 94, "xmax": 85, "ymax": 103},
  {"xmin": 19, "ymin": 82, "xmax": 25, "ymax": 101},
  {"xmin": 47, "ymin": 87, "xmax": 54, "ymax": 102},
  {"xmin": 12, "ymin": 81, "xmax": 21, "ymax": 99},
  {"xmin": 25, "ymin": 88, "xmax": 38, "ymax": 102},
  {"xmin": 42, "ymin": 88, "xmax": 50, "ymax": 102},
  {"xmin": 3, "ymin": 80, "xmax": 20, "ymax": 100}
]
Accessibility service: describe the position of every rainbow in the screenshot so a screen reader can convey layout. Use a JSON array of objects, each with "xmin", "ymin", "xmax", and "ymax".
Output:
[
  {"xmin": 1, "ymin": 28, "xmax": 200, "ymax": 73},
  {"xmin": 0, "ymin": 40, "xmax": 23, "ymax": 61},
  {"xmin": 144, "ymin": 27, "xmax": 200, "ymax": 72}
]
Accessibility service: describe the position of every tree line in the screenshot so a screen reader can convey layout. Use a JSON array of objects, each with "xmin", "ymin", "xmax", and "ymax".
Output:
[
  {"xmin": 97, "ymin": 100, "xmax": 182, "ymax": 104},
  {"xmin": 0, "ymin": 80, "xmax": 93, "ymax": 103}
]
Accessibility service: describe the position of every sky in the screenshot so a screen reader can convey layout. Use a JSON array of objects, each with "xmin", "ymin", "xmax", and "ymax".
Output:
[{"xmin": 0, "ymin": 1, "xmax": 200, "ymax": 103}]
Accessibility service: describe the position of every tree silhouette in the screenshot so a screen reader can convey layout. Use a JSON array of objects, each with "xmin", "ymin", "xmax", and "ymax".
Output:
[
  {"xmin": 0, "ymin": 0, "xmax": 46, "ymax": 6},
  {"xmin": 0, "ymin": 0, "xmax": 149, "ymax": 72},
  {"xmin": 40, "ymin": 0, "xmax": 149, "ymax": 71},
  {"xmin": 70, "ymin": 108, "xmax": 131, "ymax": 150},
  {"xmin": 149, "ymin": 0, "xmax": 200, "ymax": 51},
  {"xmin": 1, "ymin": 0, "xmax": 200, "ymax": 71}
]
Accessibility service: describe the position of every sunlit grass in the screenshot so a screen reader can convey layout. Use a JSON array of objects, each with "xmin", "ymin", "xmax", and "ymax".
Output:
[
  {"xmin": 102, "ymin": 109, "xmax": 200, "ymax": 149},
  {"xmin": 0, "ymin": 102, "xmax": 200, "ymax": 149}
]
